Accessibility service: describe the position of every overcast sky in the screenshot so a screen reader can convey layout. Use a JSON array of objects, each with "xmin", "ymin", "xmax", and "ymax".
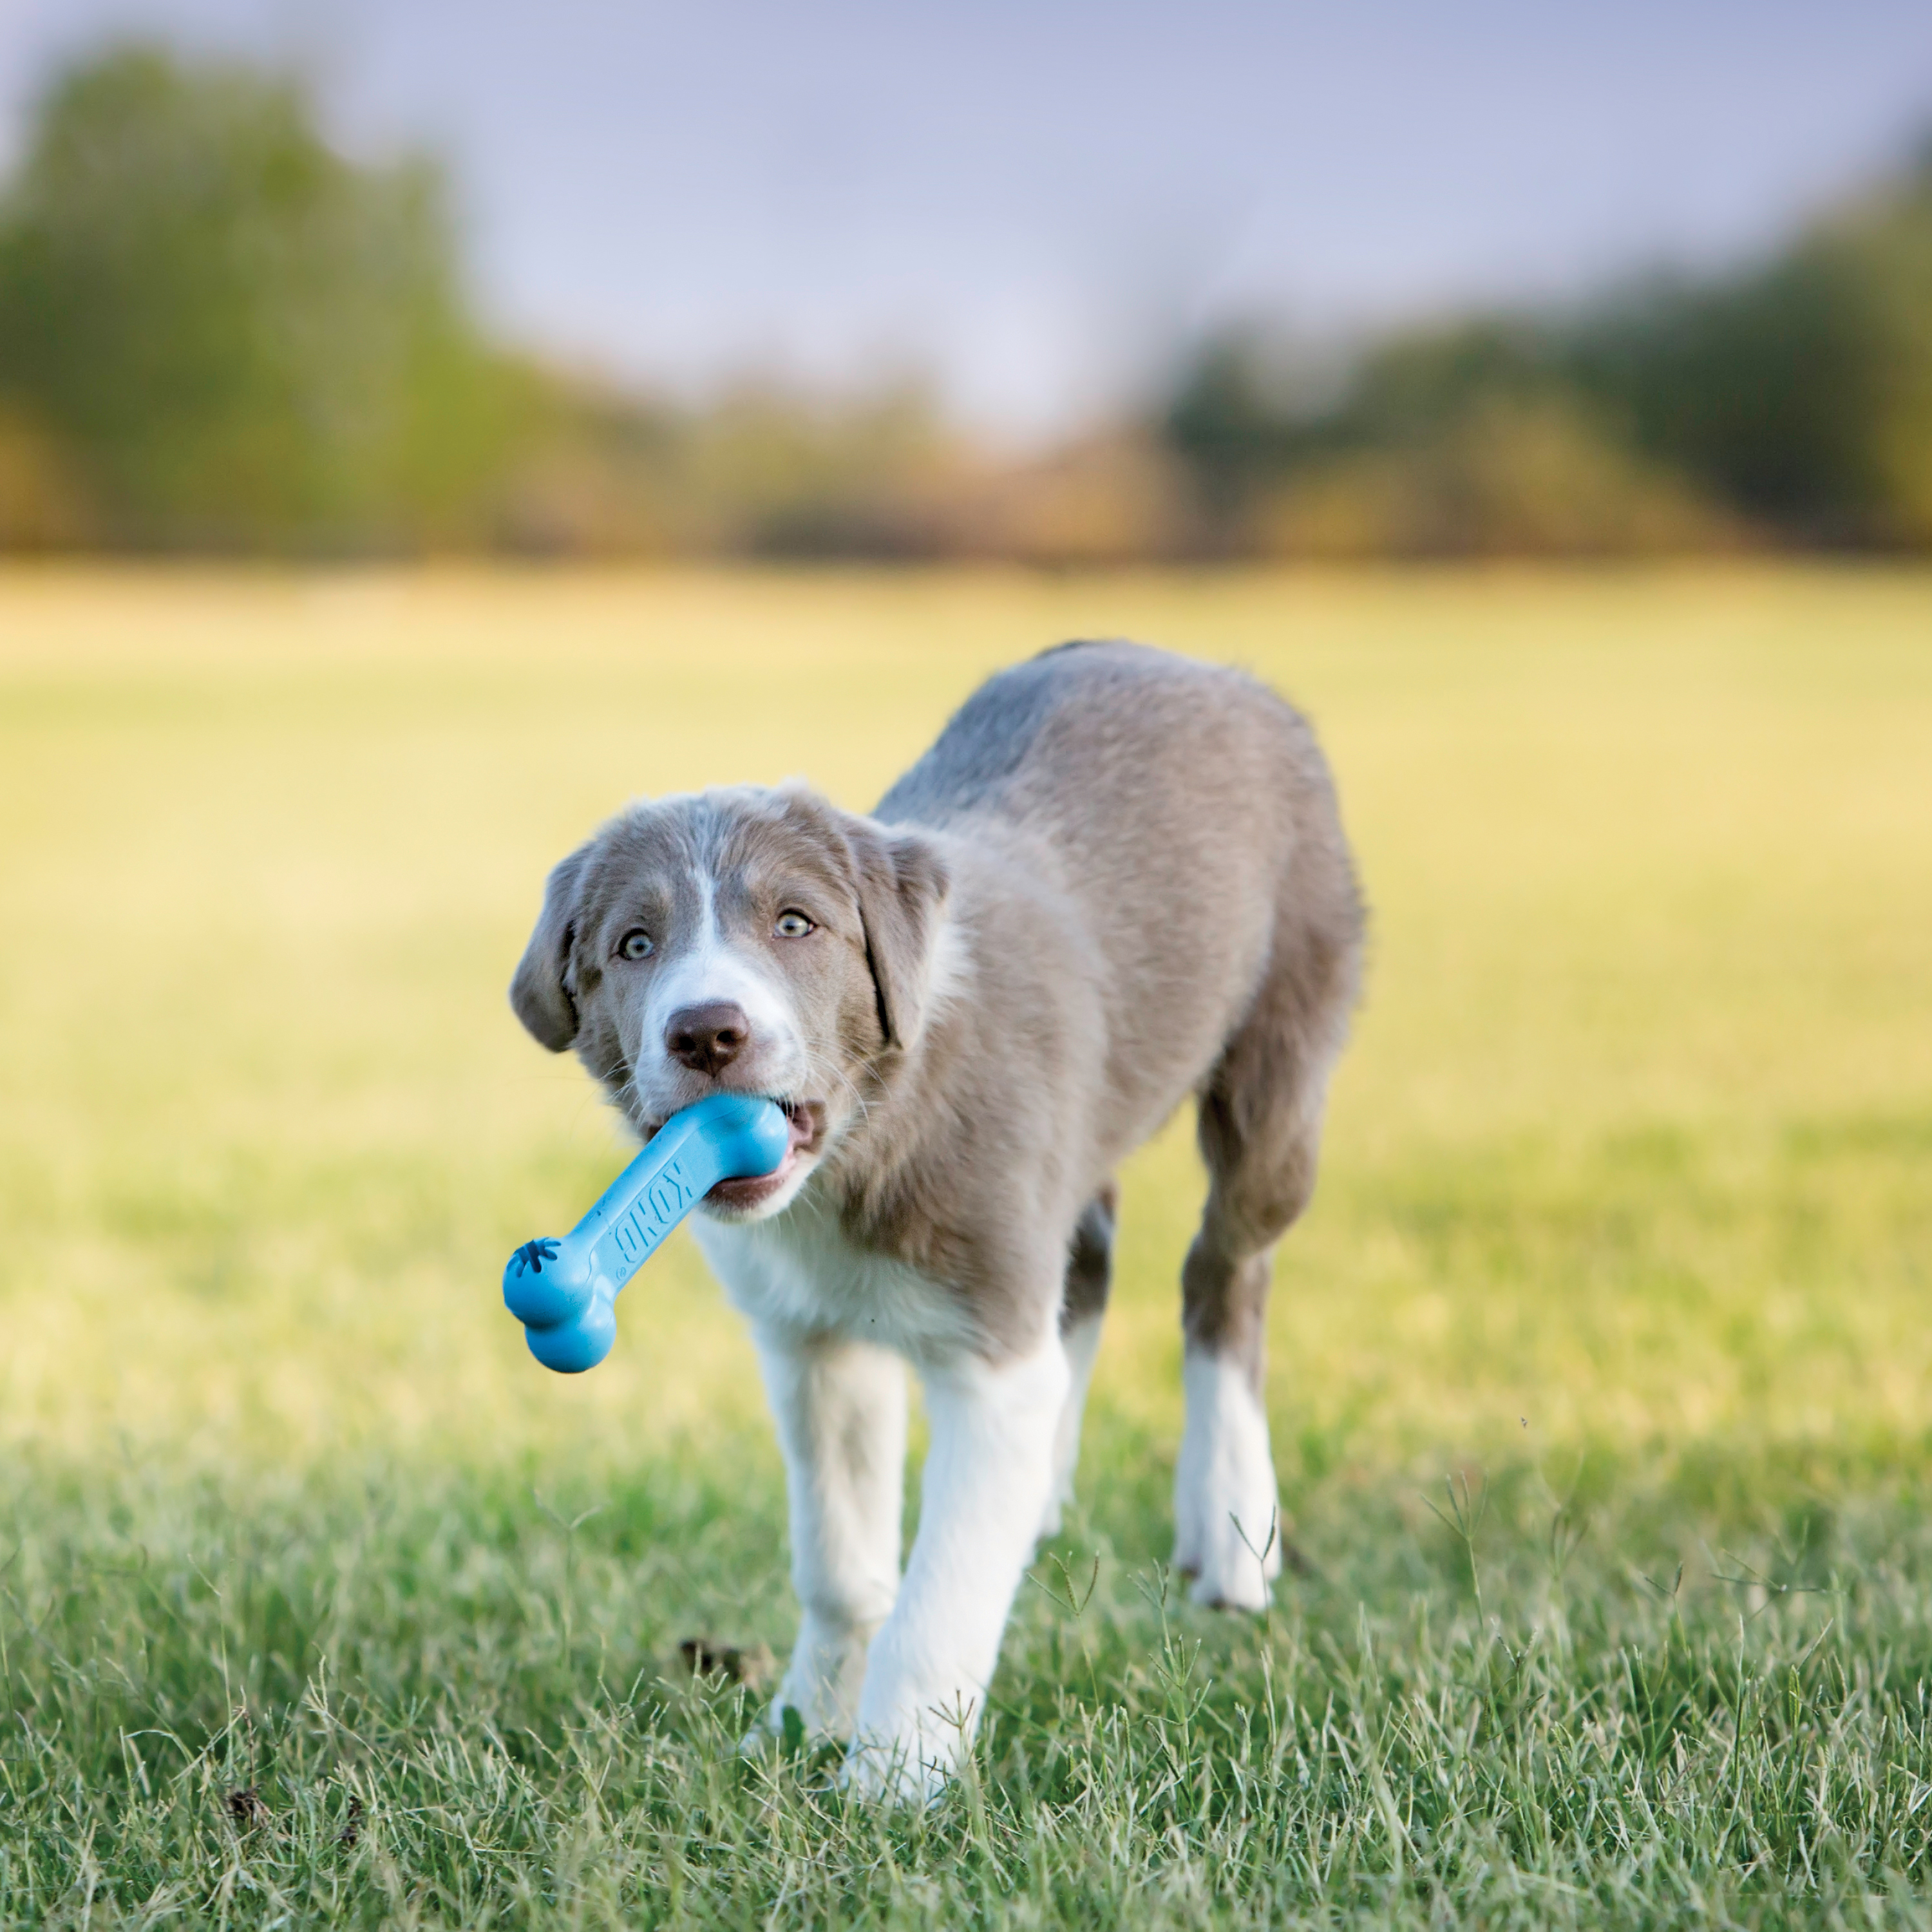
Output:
[{"xmin": 5, "ymin": 0, "xmax": 1930, "ymax": 435}]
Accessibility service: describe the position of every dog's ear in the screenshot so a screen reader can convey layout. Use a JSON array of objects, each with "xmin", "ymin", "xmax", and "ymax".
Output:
[
  {"xmin": 510, "ymin": 844, "xmax": 592, "ymax": 1051},
  {"xmin": 842, "ymin": 813, "xmax": 951, "ymax": 1052}
]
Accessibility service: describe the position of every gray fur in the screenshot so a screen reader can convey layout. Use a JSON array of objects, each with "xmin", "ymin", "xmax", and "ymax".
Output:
[
  {"xmin": 509, "ymin": 844, "xmax": 591, "ymax": 1052},
  {"xmin": 511, "ymin": 639, "xmax": 1364, "ymax": 1372}
]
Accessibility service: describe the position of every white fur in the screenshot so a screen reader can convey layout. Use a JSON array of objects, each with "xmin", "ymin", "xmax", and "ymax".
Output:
[
  {"xmin": 638, "ymin": 853, "xmax": 972, "ymax": 1226},
  {"xmin": 746, "ymin": 1331, "xmax": 907, "ymax": 1740},
  {"xmin": 694, "ymin": 1193, "xmax": 976, "ymax": 1362},
  {"xmin": 699, "ymin": 1201, "xmax": 1069, "ymax": 1799},
  {"xmin": 631, "ymin": 860, "xmax": 828, "ymax": 1214},
  {"xmin": 915, "ymin": 908, "xmax": 972, "ymax": 1035},
  {"xmin": 1172, "ymin": 1347, "xmax": 1282, "ymax": 1610},
  {"xmin": 1039, "ymin": 1312, "xmax": 1103, "ymax": 1539},
  {"xmin": 846, "ymin": 1336, "xmax": 1068, "ymax": 1800},
  {"xmin": 639, "ymin": 864, "xmax": 805, "ymax": 1085}
]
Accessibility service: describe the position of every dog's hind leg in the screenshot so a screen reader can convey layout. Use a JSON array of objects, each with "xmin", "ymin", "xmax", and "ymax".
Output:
[
  {"xmin": 1041, "ymin": 1184, "xmax": 1117, "ymax": 1539},
  {"xmin": 1175, "ymin": 923, "xmax": 1356, "ymax": 1609}
]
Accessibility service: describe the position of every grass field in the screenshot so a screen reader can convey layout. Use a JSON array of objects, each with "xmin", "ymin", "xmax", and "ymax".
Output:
[{"xmin": 1, "ymin": 564, "xmax": 1929, "ymax": 1926}]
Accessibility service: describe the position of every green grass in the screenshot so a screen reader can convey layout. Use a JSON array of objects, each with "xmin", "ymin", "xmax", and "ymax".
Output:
[
  {"xmin": 2, "ymin": 564, "xmax": 1931, "ymax": 1924},
  {"xmin": 8, "ymin": 1441, "xmax": 1932, "ymax": 1926}
]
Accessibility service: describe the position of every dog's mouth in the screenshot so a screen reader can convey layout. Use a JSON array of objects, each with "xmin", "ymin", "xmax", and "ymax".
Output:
[{"xmin": 701, "ymin": 1097, "xmax": 824, "ymax": 1213}]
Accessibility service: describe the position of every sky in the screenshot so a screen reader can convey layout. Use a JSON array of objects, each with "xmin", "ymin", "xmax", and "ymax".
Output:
[{"xmin": 4, "ymin": 0, "xmax": 1930, "ymax": 437}]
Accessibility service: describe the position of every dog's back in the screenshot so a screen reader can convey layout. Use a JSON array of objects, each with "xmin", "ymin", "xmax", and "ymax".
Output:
[{"xmin": 877, "ymin": 640, "xmax": 1363, "ymax": 1166}]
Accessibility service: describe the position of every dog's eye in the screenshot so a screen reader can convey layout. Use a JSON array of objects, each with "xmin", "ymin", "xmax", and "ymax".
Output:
[
  {"xmin": 616, "ymin": 929, "xmax": 654, "ymax": 961},
  {"xmin": 774, "ymin": 911, "xmax": 815, "ymax": 940}
]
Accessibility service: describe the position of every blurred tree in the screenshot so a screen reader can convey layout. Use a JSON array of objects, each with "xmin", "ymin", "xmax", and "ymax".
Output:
[
  {"xmin": 0, "ymin": 404, "xmax": 95, "ymax": 548},
  {"xmin": 0, "ymin": 44, "xmax": 526, "ymax": 550},
  {"xmin": 1163, "ymin": 142, "xmax": 1932, "ymax": 554},
  {"xmin": 1168, "ymin": 323, "xmax": 1727, "ymax": 556},
  {"xmin": 1567, "ymin": 152, "xmax": 1932, "ymax": 546},
  {"xmin": 1253, "ymin": 394, "xmax": 1736, "ymax": 560},
  {"xmin": 489, "ymin": 376, "xmax": 985, "ymax": 560}
]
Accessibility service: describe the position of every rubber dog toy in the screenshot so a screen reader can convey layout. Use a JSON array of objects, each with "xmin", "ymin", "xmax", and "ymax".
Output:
[{"xmin": 503, "ymin": 1093, "xmax": 790, "ymax": 1373}]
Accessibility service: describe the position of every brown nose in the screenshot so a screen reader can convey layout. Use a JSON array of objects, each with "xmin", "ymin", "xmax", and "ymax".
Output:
[{"xmin": 664, "ymin": 1000, "xmax": 751, "ymax": 1076}]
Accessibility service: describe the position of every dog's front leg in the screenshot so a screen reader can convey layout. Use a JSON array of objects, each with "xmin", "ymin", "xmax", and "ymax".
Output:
[
  {"xmin": 749, "ymin": 1330, "xmax": 907, "ymax": 1745},
  {"xmin": 846, "ymin": 1336, "xmax": 1068, "ymax": 1799}
]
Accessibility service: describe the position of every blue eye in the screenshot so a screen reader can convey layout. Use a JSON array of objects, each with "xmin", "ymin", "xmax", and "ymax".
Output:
[
  {"xmin": 775, "ymin": 911, "xmax": 815, "ymax": 939},
  {"xmin": 618, "ymin": 929, "xmax": 654, "ymax": 960}
]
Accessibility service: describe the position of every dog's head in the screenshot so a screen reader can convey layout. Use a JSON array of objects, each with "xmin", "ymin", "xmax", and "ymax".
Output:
[{"xmin": 510, "ymin": 784, "xmax": 950, "ymax": 1218}]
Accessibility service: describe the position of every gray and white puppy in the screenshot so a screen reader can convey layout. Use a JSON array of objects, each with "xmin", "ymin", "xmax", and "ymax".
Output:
[{"xmin": 511, "ymin": 640, "xmax": 1363, "ymax": 1797}]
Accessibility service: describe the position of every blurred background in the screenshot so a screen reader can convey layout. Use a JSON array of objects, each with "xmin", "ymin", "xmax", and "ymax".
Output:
[{"xmin": 2, "ymin": 0, "xmax": 1930, "ymax": 564}]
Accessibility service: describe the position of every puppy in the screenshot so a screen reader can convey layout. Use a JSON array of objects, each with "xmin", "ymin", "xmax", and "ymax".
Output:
[{"xmin": 511, "ymin": 640, "xmax": 1363, "ymax": 1796}]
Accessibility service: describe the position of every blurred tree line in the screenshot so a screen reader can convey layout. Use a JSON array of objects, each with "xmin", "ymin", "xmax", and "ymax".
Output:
[
  {"xmin": 1168, "ymin": 140, "xmax": 1932, "ymax": 557},
  {"xmin": 0, "ymin": 44, "xmax": 990, "ymax": 558},
  {"xmin": 1, "ymin": 43, "xmax": 1928, "ymax": 560}
]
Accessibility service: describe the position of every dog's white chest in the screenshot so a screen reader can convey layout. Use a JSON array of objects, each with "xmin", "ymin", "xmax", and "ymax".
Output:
[{"xmin": 692, "ymin": 1197, "xmax": 971, "ymax": 1359}]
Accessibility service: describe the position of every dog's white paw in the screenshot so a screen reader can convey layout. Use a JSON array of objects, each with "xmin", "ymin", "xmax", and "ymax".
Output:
[
  {"xmin": 747, "ymin": 1613, "xmax": 876, "ymax": 1752},
  {"xmin": 1184, "ymin": 1501, "xmax": 1281, "ymax": 1610},
  {"xmin": 1173, "ymin": 1348, "xmax": 1282, "ymax": 1611},
  {"xmin": 844, "ymin": 1641, "xmax": 981, "ymax": 1804},
  {"xmin": 838, "ymin": 1702, "xmax": 974, "ymax": 1804}
]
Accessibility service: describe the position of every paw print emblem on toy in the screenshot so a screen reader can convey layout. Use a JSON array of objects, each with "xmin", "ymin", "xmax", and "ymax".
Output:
[{"xmin": 510, "ymin": 1238, "xmax": 560, "ymax": 1278}]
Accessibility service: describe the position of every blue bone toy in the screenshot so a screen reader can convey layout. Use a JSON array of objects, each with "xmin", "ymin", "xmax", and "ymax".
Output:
[{"xmin": 503, "ymin": 1093, "xmax": 790, "ymax": 1373}]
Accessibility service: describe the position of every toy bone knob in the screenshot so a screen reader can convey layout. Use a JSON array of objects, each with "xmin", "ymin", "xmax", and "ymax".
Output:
[{"xmin": 503, "ymin": 1093, "xmax": 791, "ymax": 1373}]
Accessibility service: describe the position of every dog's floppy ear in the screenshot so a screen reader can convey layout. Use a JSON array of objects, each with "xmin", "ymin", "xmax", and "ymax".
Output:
[
  {"xmin": 510, "ymin": 844, "xmax": 592, "ymax": 1052},
  {"xmin": 842, "ymin": 813, "xmax": 951, "ymax": 1052}
]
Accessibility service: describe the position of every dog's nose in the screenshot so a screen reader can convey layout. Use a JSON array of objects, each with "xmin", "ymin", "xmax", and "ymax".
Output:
[{"xmin": 664, "ymin": 1001, "xmax": 752, "ymax": 1076}]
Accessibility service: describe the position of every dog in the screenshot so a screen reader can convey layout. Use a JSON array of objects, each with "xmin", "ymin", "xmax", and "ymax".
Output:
[{"xmin": 510, "ymin": 639, "xmax": 1363, "ymax": 1797}]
